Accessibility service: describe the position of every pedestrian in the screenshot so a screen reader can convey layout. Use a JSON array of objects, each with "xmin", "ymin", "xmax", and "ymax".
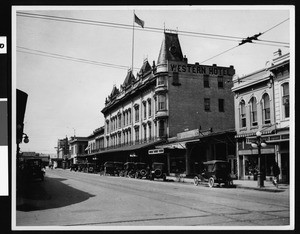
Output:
[{"xmin": 272, "ymin": 162, "xmax": 280, "ymax": 188}]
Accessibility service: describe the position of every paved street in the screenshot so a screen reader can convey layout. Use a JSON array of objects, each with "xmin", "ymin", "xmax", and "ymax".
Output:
[{"xmin": 16, "ymin": 168, "xmax": 290, "ymax": 229}]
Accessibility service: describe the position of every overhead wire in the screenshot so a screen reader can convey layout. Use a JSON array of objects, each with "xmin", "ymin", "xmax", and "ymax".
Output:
[
  {"xmin": 16, "ymin": 11, "xmax": 290, "ymax": 68},
  {"xmin": 17, "ymin": 46, "xmax": 140, "ymax": 71}
]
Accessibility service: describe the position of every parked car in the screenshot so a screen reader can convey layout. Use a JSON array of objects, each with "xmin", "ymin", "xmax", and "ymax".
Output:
[
  {"xmin": 104, "ymin": 161, "xmax": 123, "ymax": 176},
  {"xmin": 123, "ymin": 162, "xmax": 136, "ymax": 178},
  {"xmin": 149, "ymin": 162, "xmax": 167, "ymax": 181},
  {"xmin": 23, "ymin": 158, "xmax": 45, "ymax": 181},
  {"xmin": 134, "ymin": 162, "xmax": 150, "ymax": 179},
  {"xmin": 70, "ymin": 164, "xmax": 78, "ymax": 171},
  {"xmin": 193, "ymin": 160, "xmax": 233, "ymax": 188}
]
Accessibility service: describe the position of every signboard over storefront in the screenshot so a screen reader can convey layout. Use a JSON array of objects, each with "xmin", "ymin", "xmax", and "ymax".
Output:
[{"xmin": 168, "ymin": 61, "xmax": 235, "ymax": 77}]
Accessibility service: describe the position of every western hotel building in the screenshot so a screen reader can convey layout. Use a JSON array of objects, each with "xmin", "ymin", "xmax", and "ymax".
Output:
[{"xmin": 98, "ymin": 31, "xmax": 236, "ymax": 176}]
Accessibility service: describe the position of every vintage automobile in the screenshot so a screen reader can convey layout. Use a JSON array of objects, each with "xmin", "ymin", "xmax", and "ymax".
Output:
[
  {"xmin": 123, "ymin": 162, "xmax": 136, "ymax": 178},
  {"xmin": 23, "ymin": 158, "xmax": 45, "ymax": 181},
  {"xmin": 134, "ymin": 162, "xmax": 150, "ymax": 179},
  {"xmin": 103, "ymin": 161, "xmax": 123, "ymax": 176},
  {"xmin": 149, "ymin": 162, "xmax": 167, "ymax": 181},
  {"xmin": 70, "ymin": 164, "xmax": 79, "ymax": 171},
  {"xmin": 193, "ymin": 160, "xmax": 233, "ymax": 188}
]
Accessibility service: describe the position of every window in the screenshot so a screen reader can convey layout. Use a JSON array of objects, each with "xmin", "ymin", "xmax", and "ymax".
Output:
[
  {"xmin": 158, "ymin": 95, "xmax": 166, "ymax": 110},
  {"xmin": 262, "ymin": 94, "xmax": 270, "ymax": 124},
  {"xmin": 135, "ymin": 127, "xmax": 139, "ymax": 142},
  {"xmin": 157, "ymin": 76, "xmax": 166, "ymax": 86},
  {"xmin": 282, "ymin": 83, "xmax": 289, "ymax": 118},
  {"xmin": 239, "ymin": 100, "xmax": 246, "ymax": 128},
  {"xmin": 118, "ymin": 114, "xmax": 121, "ymax": 129},
  {"xmin": 172, "ymin": 72, "xmax": 180, "ymax": 85},
  {"xmin": 218, "ymin": 99, "xmax": 224, "ymax": 112},
  {"xmin": 218, "ymin": 76, "xmax": 224, "ymax": 88},
  {"xmin": 204, "ymin": 75, "xmax": 209, "ymax": 88},
  {"xmin": 159, "ymin": 120, "xmax": 165, "ymax": 137},
  {"xmin": 144, "ymin": 125, "xmax": 147, "ymax": 140},
  {"xmin": 143, "ymin": 102, "xmax": 147, "ymax": 119},
  {"xmin": 250, "ymin": 97, "xmax": 257, "ymax": 126},
  {"xmin": 135, "ymin": 106, "xmax": 139, "ymax": 122},
  {"xmin": 148, "ymin": 99, "xmax": 152, "ymax": 117},
  {"xmin": 204, "ymin": 98, "xmax": 210, "ymax": 111},
  {"xmin": 148, "ymin": 123, "xmax": 152, "ymax": 139}
]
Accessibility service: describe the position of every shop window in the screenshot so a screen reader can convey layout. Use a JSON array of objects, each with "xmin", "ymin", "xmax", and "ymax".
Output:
[
  {"xmin": 250, "ymin": 97, "xmax": 258, "ymax": 126},
  {"xmin": 262, "ymin": 93, "xmax": 271, "ymax": 124},
  {"xmin": 218, "ymin": 99, "xmax": 224, "ymax": 112},
  {"xmin": 204, "ymin": 98, "xmax": 210, "ymax": 111},
  {"xmin": 282, "ymin": 83, "xmax": 289, "ymax": 118},
  {"xmin": 239, "ymin": 100, "xmax": 246, "ymax": 128}
]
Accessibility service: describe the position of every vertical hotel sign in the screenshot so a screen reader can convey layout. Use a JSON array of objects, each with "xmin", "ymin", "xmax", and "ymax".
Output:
[{"xmin": 0, "ymin": 36, "xmax": 8, "ymax": 196}]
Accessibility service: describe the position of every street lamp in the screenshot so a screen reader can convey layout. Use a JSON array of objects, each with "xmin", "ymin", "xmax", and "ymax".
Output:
[{"xmin": 251, "ymin": 131, "xmax": 267, "ymax": 188}]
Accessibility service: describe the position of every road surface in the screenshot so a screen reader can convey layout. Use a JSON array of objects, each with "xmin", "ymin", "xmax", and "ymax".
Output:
[{"xmin": 15, "ymin": 168, "xmax": 290, "ymax": 229}]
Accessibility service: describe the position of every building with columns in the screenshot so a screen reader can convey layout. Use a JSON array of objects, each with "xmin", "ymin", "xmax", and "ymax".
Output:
[
  {"xmin": 98, "ymin": 31, "xmax": 236, "ymax": 176},
  {"xmin": 232, "ymin": 50, "xmax": 290, "ymax": 183}
]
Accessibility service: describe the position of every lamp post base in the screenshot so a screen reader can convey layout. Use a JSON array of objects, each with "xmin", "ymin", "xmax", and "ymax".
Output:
[{"xmin": 257, "ymin": 174, "xmax": 264, "ymax": 188}]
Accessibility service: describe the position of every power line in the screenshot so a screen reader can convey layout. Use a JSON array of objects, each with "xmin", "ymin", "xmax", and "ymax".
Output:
[
  {"xmin": 200, "ymin": 45, "xmax": 240, "ymax": 64},
  {"xmin": 16, "ymin": 11, "xmax": 244, "ymax": 43},
  {"xmin": 17, "ymin": 46, "xmax": 140, "ymax": 71},
  {"xmin": 261, "ymin": 18, "xmax": 290, "ymax": 35}
]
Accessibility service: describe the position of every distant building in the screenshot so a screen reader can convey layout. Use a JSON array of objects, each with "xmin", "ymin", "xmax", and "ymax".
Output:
[
  {"xmin": 69, "ymin": 136, "xmax": 88, "ymax": 164},
  {"xmin": 232, "ymin": 50, "xmax": 290, "ymax": 182}
]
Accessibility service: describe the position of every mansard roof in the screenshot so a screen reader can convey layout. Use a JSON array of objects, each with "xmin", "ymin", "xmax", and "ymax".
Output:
[
  {"xmin": 122, "ymin": 70, "xmax": 136, "ymax": 87},
  {"xmin": 110, "ymin": 85, "xmax": 120, "ymax": 98},
  {"xmin": 138, "ymin": 59, "xmax": 152, "ymax": 76},
  {"xmin": 157, "ymin": 32, "xmax": 184, "ymax": 66}
]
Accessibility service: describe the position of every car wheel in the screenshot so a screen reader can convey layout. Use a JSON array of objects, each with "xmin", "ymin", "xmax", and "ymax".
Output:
[
  {"xmin": 193, "ymin": 176, "xmax": 199, "ymax": 186},
  {"xmin": 208, "ymin": 177, "xmax": 214, "ymax": 188}
]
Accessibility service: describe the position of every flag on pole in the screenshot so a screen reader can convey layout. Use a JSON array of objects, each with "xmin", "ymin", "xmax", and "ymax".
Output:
[{"xmin": 134, "ymin": 14, "xmax": 144, "ymax": 28}]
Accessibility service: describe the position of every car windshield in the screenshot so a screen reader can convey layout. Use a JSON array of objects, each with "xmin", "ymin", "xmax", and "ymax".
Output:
[
  {"xmin": 136, "ymin": 163, "xmax": 146, "ymax": 169},
  {"xmin": 215, "ymin": 163, "xmax": 229, "ymax": 171},
  {"xmin": 104, "ymin": 162, "xmax": 114, "ymax": 167},
  {"xmin": 152, "ymin": 163, "xmax": 163, "ymax": 169}
]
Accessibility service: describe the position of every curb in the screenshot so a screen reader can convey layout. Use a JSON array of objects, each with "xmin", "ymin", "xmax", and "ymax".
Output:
[{"xmin": 166, "ymin": 177, "xmax": 285, "ymax": 192}]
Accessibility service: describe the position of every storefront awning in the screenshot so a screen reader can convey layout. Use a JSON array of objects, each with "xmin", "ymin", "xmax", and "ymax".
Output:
[
  {"xmin": 156, "ymin": 139, "xmax": 199, "ymax": 149},
  {"xmin": 79, "ymin": 140, "xmax": 165, "ymax": 158}
]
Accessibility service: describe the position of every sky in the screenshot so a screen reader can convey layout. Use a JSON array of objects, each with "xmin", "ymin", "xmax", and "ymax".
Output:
[{"xmin": 13, "ymin": 5, "xmax": 293, "ymax": 155}]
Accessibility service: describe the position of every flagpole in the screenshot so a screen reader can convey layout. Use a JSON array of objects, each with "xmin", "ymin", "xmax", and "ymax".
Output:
[{"xmin": 131, "ymin": 10, "xmax": 135, "ymax": 72}]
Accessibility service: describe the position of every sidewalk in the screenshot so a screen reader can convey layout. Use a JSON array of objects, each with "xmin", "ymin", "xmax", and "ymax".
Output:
[{"xmin": 166, "ymin": 176, "xmax": 289, "ymax": 192}]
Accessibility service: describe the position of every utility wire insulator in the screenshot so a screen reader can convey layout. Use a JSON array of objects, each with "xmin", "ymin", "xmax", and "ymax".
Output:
[{"xmin": 239, "ymin": 32, "xmax": 262, "ymax": 45}]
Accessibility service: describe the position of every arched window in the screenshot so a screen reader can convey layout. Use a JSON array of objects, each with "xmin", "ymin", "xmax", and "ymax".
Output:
[
  {"xmin": 282, "ymin": 83, "xmax": 289, "ymax": 119},
  {"xmin": 262, "ymin": 93, "xmax": 271, "ymax": 124},
  {"xmin": 239, "ymin": 100, "xmax": 246, "ymax": 128},
  {"xmin": 249, "ymin": 97, "xmax": 257, "ymax": 126}
]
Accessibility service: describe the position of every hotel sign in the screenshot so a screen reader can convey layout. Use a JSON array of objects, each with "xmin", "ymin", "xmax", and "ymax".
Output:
[{"xmin": 169, "ymin": 62, "xmax": 234, "ymax": 76}]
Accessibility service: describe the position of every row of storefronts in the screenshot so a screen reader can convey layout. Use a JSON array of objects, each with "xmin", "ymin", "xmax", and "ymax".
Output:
[{"xmin": 56, "ymin": 31, "xmax": 290, "ymax": 183}]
